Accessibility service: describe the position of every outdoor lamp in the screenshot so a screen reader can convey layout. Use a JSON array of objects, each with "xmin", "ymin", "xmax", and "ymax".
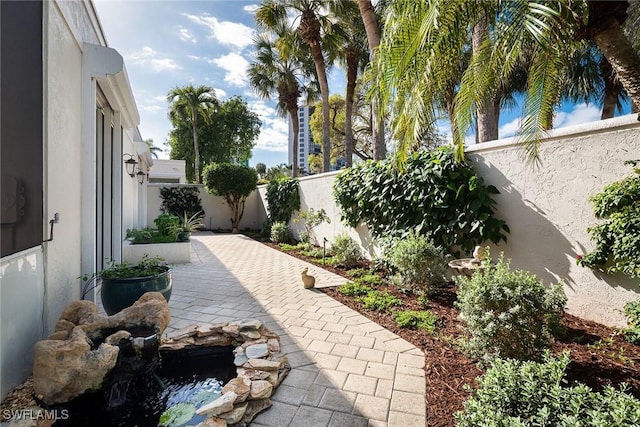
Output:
[
  {"xmin": 123, "ymin": 154, "xmax": 138, "ymax": 177},
  {"xmin": 136, "ymin": 169, "xmax": 146, "ymax": 185}
]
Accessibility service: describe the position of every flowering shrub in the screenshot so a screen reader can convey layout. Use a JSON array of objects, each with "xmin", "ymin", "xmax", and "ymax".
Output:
[
  {"xmin": 331, "ymin": 234, "xmax": 362, "ymax": 268},
  {"xmin": 270, "ymin": 221, "xmax": 292, "ymax": 243},
  {"xmin": 455, "ymin": 254, "xmax": 566, "ymax": 363}
]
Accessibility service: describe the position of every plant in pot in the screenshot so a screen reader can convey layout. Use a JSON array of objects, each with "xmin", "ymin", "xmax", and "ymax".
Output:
[
  {"xmin": 176, "ymin": 211, "xmax": 203, "ymax": 242},
  {"xmin": 82, "ymin": 254, "xmax": 172, "ymax": 315}
]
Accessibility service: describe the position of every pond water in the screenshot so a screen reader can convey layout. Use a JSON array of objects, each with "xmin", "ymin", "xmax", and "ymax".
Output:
[{"xmin": 52, "ymin": 345, "xmax": 237, "ymax": 427}]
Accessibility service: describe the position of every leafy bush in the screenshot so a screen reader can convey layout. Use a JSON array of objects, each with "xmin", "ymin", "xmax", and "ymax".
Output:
[
  {"xmin": 338, "ymin": 281, "xmax": 373, "ymax": 296},
  {"xmin": 455, "ymin": 352, "xmax": 640, "ymax": 426},
  {"xmin": 331, "ymin": 234, "xmax": 361, "ymax": 268},
  {"xmin": 346, "ymin": 268, "xmax": 367, "ymax": 278},
  {"xmin": 384, "ymin": 232, "xmax": 448, "ymax": 292},
  {"xmin": 333, "ymin": 146, "xmax": 509, "ymax": 255},
  {"xmin": 624, "ymin": 299, "xmax": 640, "ymax": 345},
  {"xmin": 270, "ymin": 221, "xmax": 291, "ymax": 243},
  {"xmin": 301, "ymin": 247, "xmax": 325, "ymax": 259},
  {"xmin": 579, "ymin": 161, "xmax": 640, "ymax": 279},
  {"xmin": 357, "ymin": 290, "xmax": 401, "ymax": 311},
  {"xmin": 266, "ymin": 178, "xmax": 300, "ymax": 224},
  {"xmin": 455, "ymin": 255, "xmax": 566, "ymax": 362},
  {"xmin": 278, "ymin": 243, "xmax": 299, "ymax": 251},
  {"xmin": 296, "ymin": 208, "xmax": 330, "ymax": 244},
  {"xmin": 394, "ymin": 310, "xmax": 439, "ymax": 333},
  {"xmin": 159, "ymin": 186, "xmax": 204, "ymax": 219},
  {"xmin": 203, "ymin": 163, "xmax": 257, "ymax": 233},
  {"xmin": 154, "ymin": 213, "xmax": 180, "ymax": 237}
]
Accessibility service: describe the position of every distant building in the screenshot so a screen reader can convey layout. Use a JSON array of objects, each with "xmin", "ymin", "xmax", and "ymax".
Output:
[
  {"xmin": 288, "ymin": 105, "xmax": 321, "ymax": 173},
  {"xmin": 148, "ymin": 159, "xmax": 187, "ymax": 184}
]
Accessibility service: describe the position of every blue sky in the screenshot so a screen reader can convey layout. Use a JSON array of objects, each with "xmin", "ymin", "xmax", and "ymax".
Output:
[{"xmin": 94, "ymin": 1, "xmax": 628, "ymax": 168}]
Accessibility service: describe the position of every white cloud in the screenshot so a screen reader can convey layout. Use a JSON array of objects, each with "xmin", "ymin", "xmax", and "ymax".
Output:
[
  {"xmin": 125, "ymin": 46, "xmax": 182, "ymax": 72},
  {"xmin": 553, "ymin": 103, "xmax": 601, "ymax": 129},
  {"xmin": 249, "ymin": 100, "xmax": 289, "ymax": 152},
  {"xmin": 178, "ymin": 26, "xmax": 196, "ymax": 44},
  {"xmin": 184, "ymin": 13, "xmax": 254, "ymax": 50},
  {"xmin": 499, "ymin": 117, "xmax": 521, "ymax": 138},
  {"xmin": 210, "ymin": 53, "xmax": 249, "ymax": 87},
  {"xmin": 243, "ymin": 4, "xmax": 259, "ymax": 13}
]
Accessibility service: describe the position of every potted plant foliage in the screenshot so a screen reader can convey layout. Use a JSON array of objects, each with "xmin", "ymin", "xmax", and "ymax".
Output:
[
  {"xmin": 176, "ymin": 211, "xmax": 203, "ymax": 242},
  {"xmin": 83, "ymin": 254, "xmax": 172, "ymax": 315}
]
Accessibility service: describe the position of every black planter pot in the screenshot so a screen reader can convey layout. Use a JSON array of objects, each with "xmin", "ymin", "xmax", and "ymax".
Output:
[
  {"xmin": 100, "ymin": 268, "xmax": 172, "ymax": 315},
  {"xmin": 177, "ymin": 231, "xmax": 191, "ymax": 242}
]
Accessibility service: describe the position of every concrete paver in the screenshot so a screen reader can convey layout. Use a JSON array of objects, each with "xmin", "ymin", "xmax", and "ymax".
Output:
[{"xmin": 166, "ymin": 233, "xmax": 426, "ymax": 426}]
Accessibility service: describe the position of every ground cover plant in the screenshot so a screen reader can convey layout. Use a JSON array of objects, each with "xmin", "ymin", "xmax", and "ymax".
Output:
[{"xmin": 256, "ymin": 237, "xmax": 640, "ymax": 427}]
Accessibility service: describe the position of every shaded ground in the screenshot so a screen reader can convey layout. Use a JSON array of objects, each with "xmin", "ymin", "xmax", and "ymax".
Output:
[{"xmin": 263, "ymin": 240, "xmax": 640, "ymax": 427}]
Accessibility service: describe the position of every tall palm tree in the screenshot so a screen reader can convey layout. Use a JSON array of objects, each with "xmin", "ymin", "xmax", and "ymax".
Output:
[
  {"xmin": 167, "ymin": 85, "xmax": 217, "ymax": 183},
  {"xmin": 256, "ymin": 0, "xmax": 334, "ymax": 172},
  {"xmin": 376, "ymin": 0, "xmax": 640, "ymax": 164},
  {"xmin": 326, "ymin": 1, "xmax": 369, "ymax": 168},
  {"xmin": 357, "ymin": 0, "xmax": 386, "ymax": 160},
  {"xmin": 144, "ymin": 138, "xmax": 163, "ymax": 159},
  {"xmin": 248, "ymin": 25, "xmax": 318, "ymax": 177}
]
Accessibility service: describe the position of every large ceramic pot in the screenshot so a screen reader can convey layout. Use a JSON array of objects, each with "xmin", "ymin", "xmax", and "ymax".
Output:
[{"xmin": 101, "ymin": 268, "xmax": 172, "ymax": 315}]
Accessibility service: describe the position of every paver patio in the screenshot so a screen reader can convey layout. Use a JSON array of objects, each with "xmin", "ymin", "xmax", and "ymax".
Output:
[{"xmin": 165, "ymin": 232, "xmax": 426, "ymax": 427}]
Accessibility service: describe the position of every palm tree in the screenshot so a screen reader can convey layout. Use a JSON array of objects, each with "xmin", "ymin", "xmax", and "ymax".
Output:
[
  {"xmin": 256, "ymin": 0, "xmax": 334, "ymax": 172},
  {"xmin": 248, "ymin": 24, "xmax": 318, "ymax": 177},
  {"xmin": 376, "ymin": 0, "xmax": 640, "ymax": 163},
  {"xmin": 144, "ymin": 138, "xmax": 163, "ymax": 159},
  {"xmin": 167, "ymin": 85, "xmax": 217, "ymax": 183},
  {"xmin": 326, "ymin": 1, "xmax": 369, "ymax": 168},
  {"xmin": 357, "ymin": 0, "xmax": 386, "ymax": 160}
]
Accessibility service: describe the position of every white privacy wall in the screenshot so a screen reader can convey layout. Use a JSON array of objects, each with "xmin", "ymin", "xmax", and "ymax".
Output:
[{"xmin": 467, "ymin": 115, "xmax": 640, "ymax": 327}]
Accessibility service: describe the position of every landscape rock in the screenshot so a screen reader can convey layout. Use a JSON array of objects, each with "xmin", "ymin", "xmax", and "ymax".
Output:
[
  {"xmin": 239, "ymin": 330, "xmax": 261, "ymax": 340},
  {"xmin": 221, "ymin": 377, "xmax": 251, "ymax": 403},
  {"xmin": 33, "ymin": 327, "xmax": 119, "ymax": 405},
  {"xmin": 198, "ymin": 417, "xmax": 227, "ymax": 427},
  {"xmin": 196, "ymin": 391, "xmax": 237, "ymax": 417},
  {"xmin": 219, "ymin": 403, "xmax": 248, "ymax": 424},
  {"xmin": 105, "ymin": 330, "xmax": 131, "ymax": 346},
  {"xmin": 249, "ymin": 380, "xmax": 273, "ymax": 400},
  {"xmin": 236, "ymin": 399, "xmax": 272, "ymax": 426},
  {"xmin": 245, "ymin": 344, "xmax": 268, "ymax": 359},
  {"xmin": 239, "ymin": 320, "xmax": 262, "ymax": 331},
  {"xmin": 266, "ymin": 339, "xmax": 280, "ymax": 353},
  {"xmin": 247, "ymin": 359, "xmax": 280, "ymax": 371}
]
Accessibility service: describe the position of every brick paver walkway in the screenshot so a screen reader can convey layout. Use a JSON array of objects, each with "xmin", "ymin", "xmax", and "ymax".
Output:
[{"xmin": 166, "ymin": 233, "xmax": 426, "ymax": 427}]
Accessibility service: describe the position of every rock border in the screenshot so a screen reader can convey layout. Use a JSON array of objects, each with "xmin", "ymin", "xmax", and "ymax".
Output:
[{"xmin": 161, "ymin": 320, "xmax": 290, "ymax": 427}]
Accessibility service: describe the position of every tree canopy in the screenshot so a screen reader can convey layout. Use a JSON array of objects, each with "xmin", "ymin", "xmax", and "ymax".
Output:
[{"xmin": 168, "ymin": 96, "xmax": 260, "ymax": 182}]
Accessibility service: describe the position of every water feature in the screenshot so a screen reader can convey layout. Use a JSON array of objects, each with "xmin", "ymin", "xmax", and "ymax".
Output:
[{"xmin": 49, "ymin": 346, "xmax": 236, "ymax": 427}]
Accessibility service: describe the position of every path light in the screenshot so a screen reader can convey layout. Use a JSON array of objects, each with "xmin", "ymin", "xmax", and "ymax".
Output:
[{"xmin": 123, "ymin": 154, "xmax": 138, "ymax": 177}]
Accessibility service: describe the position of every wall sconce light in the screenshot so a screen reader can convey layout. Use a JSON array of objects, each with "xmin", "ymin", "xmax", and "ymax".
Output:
[
  {"xmin": 123, "ymin": 154, "xmax": 138, "ymax": 177},
  {"xmin": 136, "ymin": 169, "xmax": 146, "ymax": 185}
]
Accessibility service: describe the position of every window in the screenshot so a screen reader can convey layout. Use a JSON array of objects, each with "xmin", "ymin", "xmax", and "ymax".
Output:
[{"xmin": 1, "ymin": 1, "xmax": 44, "ymax": 257}]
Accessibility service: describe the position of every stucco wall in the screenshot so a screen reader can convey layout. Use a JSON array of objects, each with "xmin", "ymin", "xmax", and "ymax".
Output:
[
  {"xmin": 466, "ymin": 115, "xmax": 640, "ymax": 327},
  {"xmin": 255, "ymin": 115, "xmax": 640, "ymax": 327},
  {"xmin": 146, "ymin": 184, "xmax": 261, "ymax": 232}
]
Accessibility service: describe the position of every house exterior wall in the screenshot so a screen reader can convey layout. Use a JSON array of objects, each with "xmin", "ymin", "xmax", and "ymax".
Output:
[
  {"xmin": 256, "ymin": 114, "xmax": 640, "ymax": 327},
  {"xmin": 146, "ymin": 184, "xmax": 261, "ymax": 232},
  {"xmin": 1, "ymin": 0, "xmax": 144, "ymax": 399}
]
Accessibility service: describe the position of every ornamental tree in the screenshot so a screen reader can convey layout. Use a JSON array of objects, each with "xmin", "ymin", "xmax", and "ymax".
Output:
[{"xmin": 203, "ymin": 163, "xmax": 258, "ymax": 233}]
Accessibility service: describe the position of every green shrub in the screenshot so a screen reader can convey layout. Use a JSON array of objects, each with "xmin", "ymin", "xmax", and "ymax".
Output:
[
  {"xmin": 384, "ymin": 232, "xmax": 448, "ymax": 292},
  {"xmin": 338, "ymin": 281, "xmax": 373, "ymax": 296},
  {"xmin": 355, "ymin": 274, "xmax": 384, "ymax": 286},
  {"xmin": 154, "ymin": 213, "xmax": 180, "ymax": 237},
  {"xmin": 357, "ymin": 290, "xmax": 401, "ymax": 311},
  {"xmin": 624, "ymin": 299, "xmax": 640, "ymax": 345},
  {"xmin": 301, "ymin": 247, "xmax": 325, "ymax": 259},
  {"xmin": 394, "ymin": 310, "xmax": 439, "ymax": 333},
  {"xmin": 579, "ymin": 161, "xmax": 640, "ymax": 279},
  {"xmin": 266, "ymin": 178, "xmax": 300, "ymax": 224},
  {"xmin": 278, "ymin": 243, "xmax": 299, "ymax": 251},
  {"xmin": 331, "ymin": 234, "xmax": 361, "ymax": 268},
  {"xmin": 159, "ymin": 186, "xmax": 204, "ymax": 219},
  {"xmin": 346, "ymin": 268, "xmax": 367, "ymax": 278},
  {"xmin": 270, "ymin": 221, "xmax": 292, "ymax": 243},
  {"xmin": 333, "ymin": 146, "xmax": 509, "ymax": 255},
  {"xmin": 455, "ymin": 255, "xmax": 566, "ymax": 362},
  {"xmin": 296, "ymin": 208, "xmax": 330, "ymax": 244},
  {"xmin": 455, "ymin": 352, "xmax": 640, "ymax": 426},
  {"xmin": 203, "ymin": 163, "xmax": 257, "ymax": 233}
]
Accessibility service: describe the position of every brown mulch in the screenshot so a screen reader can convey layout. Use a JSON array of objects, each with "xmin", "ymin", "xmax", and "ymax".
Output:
[{"xmin": 260, "ymin": 239, "xmax": 640, "ymax": 427}]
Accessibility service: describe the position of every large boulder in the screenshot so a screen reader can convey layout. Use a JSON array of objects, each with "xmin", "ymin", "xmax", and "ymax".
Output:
[{"xmin": 33, "ymin": 327, "xmax": 119, "ymax": 405}]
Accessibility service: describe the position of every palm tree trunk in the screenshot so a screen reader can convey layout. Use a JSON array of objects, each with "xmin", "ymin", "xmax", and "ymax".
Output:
[
  {"xmin": 589, "ymin": 4, "xmax": 640, "ymax": 113},
  {"xmin": 192, "ymin": 115, "xmax": 201, "ymax": 184},
  {"xmin": 345, "ymin": 48, "xmax": 358, "ymax": 168},
  {"xmin": 358, "ymin": 0, "xmax": 386, "ymax": 160},
  {"xmin": 288, "ymin": 105, "xmax": 300, "ymax": 177},
  {"xmin": 472, "ymin": 15, "xmax": 498, "ymax": 143}
]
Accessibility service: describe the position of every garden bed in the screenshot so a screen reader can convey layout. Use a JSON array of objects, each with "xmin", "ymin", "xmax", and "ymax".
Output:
[{"xmin": 260, "ymin": 239, "xmax": 640, "ymax": 427}]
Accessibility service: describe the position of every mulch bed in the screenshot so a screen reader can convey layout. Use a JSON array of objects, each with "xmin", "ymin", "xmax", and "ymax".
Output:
[{"xmin": 260, "ymin": 239, "xmax": 640, "ymax": 427}]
